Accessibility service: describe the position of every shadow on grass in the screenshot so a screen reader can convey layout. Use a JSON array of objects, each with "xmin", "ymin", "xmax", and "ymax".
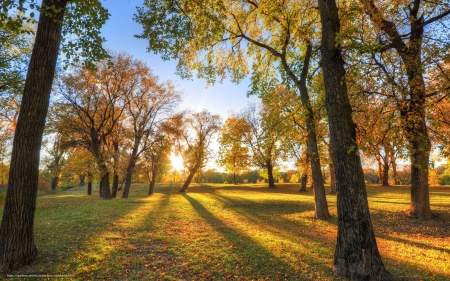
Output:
[{"xmin": 182, "ymin": 193, "xmax": 310, "ymax": 280}]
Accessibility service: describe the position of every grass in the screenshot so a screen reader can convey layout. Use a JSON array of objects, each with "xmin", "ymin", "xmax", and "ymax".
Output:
[{"xmin": 0, "ymin": 183, "xmax": 449, "ymax": 280}]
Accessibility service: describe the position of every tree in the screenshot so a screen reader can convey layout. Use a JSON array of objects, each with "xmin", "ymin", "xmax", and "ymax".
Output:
[
  {"xmin": 143, "ymin": 132, "xmax": 172, "ymax": 195},
  {"xmin": 135, "ymin": 0, "xmax": 331, "ymax": 219},
  {"xmin": 0, "ymin": 0, "xmax": 108, "ymax": 271},
  {"xmin": 169, "ymin": 111, "xmax": 221, "ymax": 192},
  {"xmin": 357, "ymin": 0, "xmax": 450, "ymax": 219},
  {"xmin": 121, "ymin": 72, "xmax": 181, "ymax": 198},
  {"xmin": 55, "ymin": 53, "xmax": 138, "ymax": 199},
  {"xmin": 317, "ymin": 1, "xmax": 393, "ymax": 279},
  {"xmin": 218, "ymin": 118, "xmax": 250, "ymax": 185}
]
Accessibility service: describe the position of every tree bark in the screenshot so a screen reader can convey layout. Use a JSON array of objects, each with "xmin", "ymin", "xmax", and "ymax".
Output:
[
  {"xmin": 98, "ymin": 163, "xmax": 111, "ymax": 199},
  {"xmin": 267, "ymin": 161, "xmax": 276, "ymax": 188},
  {"xmin": 318, "ymin": 1, "xmax": 393, "ymax": 279},
  {"xmin": 362, "ymin": 0, "xmax": 432, "ymax": 220},
  {"xmin": 121, "ymin": 157, "xmax": 137, "ymax": 198},
  {"xmin": 88, "ymin": 181, "xmax": 92, "ymax": 195},
  {"xmin": 299, "ymin": 174, "xmax": 307, "ymax": 192},
  {"xmin": 179, "ymin": 162, "xmax": 201, "ymax": 192},
  {"xmin": 51, "ymin": 177, "xmax": 58, "ymax": 190},
  {"xmin": 148, "ymin": 181, "xmax": 155, "ymax": 195},
  {"xmin": 0, "ymin": 0, "xmax": 68, "ymax": 272},
  {"xmin": 111, "ymin": 173, "xmax": 119, "ymax": 198},
  {"xmin": 328, "ymin": 145, "xmax": 336, "ymax": 194},
  {"xmin": 282, "ymin": 43, "xmax": 329, "ymax": 219},
  {"xmin": 381, "ymin": 155, "xmax": 390, "ymax": 187},
  {"xmin": 390, "ymin": 155, "xmax": 399, "ymax": 185}
]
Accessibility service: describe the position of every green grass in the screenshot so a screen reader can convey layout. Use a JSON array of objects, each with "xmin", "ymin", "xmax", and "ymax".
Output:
[{"xmin": 0, "ymin": 183, "xmax": 449, "ymax": 280}]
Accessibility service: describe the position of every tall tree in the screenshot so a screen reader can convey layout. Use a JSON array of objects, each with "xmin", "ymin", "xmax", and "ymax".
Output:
[
  {"xmin": 357, "ymin": 0, "xmax": 450, "ymax": 219},
  {"xmin": 169, "ymin": 110, "xmax": 221, "ymax": 192},
  {"xmin": 121, "ymin": 75, "xmax": 181, "ymax": 198},
  {"xmin": 0, "ymin": 0, "xmax": 108, "ymax": 271},
  {"xmin": 135, "ymin": 0, "xmax": 330, "ymax": 219},
  {"xmin": 218, "ymin": 118, "xmax": 250, "ymax": 185},
  {"xmin": 55, "ymin": 53, "xmax": 138, "ymax": 199},
  {"xmin": 317, "ymin": 1, "xmax": 393, "ymax": 279}
]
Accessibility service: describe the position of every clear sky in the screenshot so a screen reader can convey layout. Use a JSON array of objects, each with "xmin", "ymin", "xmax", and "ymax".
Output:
[{"xmin": 100, "ymin": 0, "xmax": 258, "ymax": 120}]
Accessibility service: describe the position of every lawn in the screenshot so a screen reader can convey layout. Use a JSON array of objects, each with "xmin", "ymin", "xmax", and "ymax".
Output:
[{"xmin": 1, "ymin": 183, "xmax": 449, "ymax": 280}]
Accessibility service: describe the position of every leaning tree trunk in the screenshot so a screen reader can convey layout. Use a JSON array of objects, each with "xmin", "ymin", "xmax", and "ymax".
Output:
[
  {"xmin": 266, "ymin": 161, "xmax": 276, "ymax": 188},
  {"xmin": 179, "ymin": 163, "xmax": 201, "ymax": 192},
  {"xmin": 282, "ymin": 43, "xmax": 329, "ymax": 219},
  {"xmin": 0, "ymin": 0, "xmax": 68, "ymax": 272},
  {"xmin": 318, "ymin": 1, "xmax": 393, "ymax": 279},
  {"xmin": 122, "ymin": 157, "xmax": 137, "ymax": 199}
]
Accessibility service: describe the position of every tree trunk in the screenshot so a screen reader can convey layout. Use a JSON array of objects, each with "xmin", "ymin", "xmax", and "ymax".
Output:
[
  {"xmin": 299, "ymin": 174, "xmax": 307, "ymax": 192},
  {"xmin": 282, "ymin": 43, "xmax": 329, "ymax": 219},
  {"xmin": 390, "ymin": 155, "xmax": 399, "ymax": 185},
  {"xmin": 111, "ymin": 173, "xmax": 119, "ymax": 198},
  {"xmin": 51, "ymin": 177, "xmax": 58, "ymax": 190},
  {"xmin": 318, "ymin": 1, "xmax": 393, "ymax": 279},
  {"xmin": 179, "ymin": 163, "xmax": 201, "ymax": 192},
  {"xmin": 0, "ymin": 0, "xmax": 68, "ymax": 272},
  {"xmin": 88, "ymin": 181, "xmax": 92, "ymax": 195},
  {"xmin": 376, "ymin": 155, "xmax": 382, "ymax": 185},
  {"xmin": 79, "ymin": 174, "xmax": 86, "ymax": 186},
  {"xmin": 362, "ymin": 0, "xmax": 432, "ymax": 220},
  {"xmin": 233, "ymin": 172, "xmax": 237, "ymax": 185},
  {"xmin": 148, "ymin": 181, "xmax": 155, "ymax": 195},
  {"xmin": 266, "ymin": 161, "xmax": 276, "ymax": 188},
  {"xmin": 121, "ymin": 157, "xmax": 137, "ymax": 199},
  {"xmin": 381, "ymin": 155, "xmax": 390, "ymax": 187},
  {"xmin": 100, "ymin": 173, "xmax": 111, "ymax": 199},
  {"xmin": 328, "ymin": 145, "xmax": 336, "ymax": 194}
]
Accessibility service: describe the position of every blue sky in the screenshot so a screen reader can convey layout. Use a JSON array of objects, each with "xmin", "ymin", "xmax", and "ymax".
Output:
[{"xmin": 100, "ymin": 0, "xmax": 258, "ymax": 120}]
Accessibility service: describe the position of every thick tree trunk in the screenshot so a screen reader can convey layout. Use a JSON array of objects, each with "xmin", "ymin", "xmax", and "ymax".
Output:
[
  {"xmin": 267, "ymin": 161, "xmax": 276, "ymax": 188},
  {"xmin": 318, "ymin": 1, "xmax": 392, "ymax": 279},
  {"xmin": 111, "ymin": 173, "xmax": 119, "ymax": 198},
  {"xmin": 100, "ymin": 173, "xmax": 111, "ymax": 199},
  {"xmin": 88, "ymin": 181, "xmax": 92, "ymax": 195},
  {"xmin": 0, "ymin": 0, "xmax": 68, "ymax": 272},
  {"xmin": 233, "ymin": 172, "xmax": 237, "ymax": 185},
  {"xmin": 51, "ymin": 177, "xmax": 58, "ymax": 190},
  {"xmin": 98, "ymin": 163, "xmax": 111, "ymax": 199},
  {"xmin": 121, "ymin": 157, "xmax": 137, "ymax": 199}
]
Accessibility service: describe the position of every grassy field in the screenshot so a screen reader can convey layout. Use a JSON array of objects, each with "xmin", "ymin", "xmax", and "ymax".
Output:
[{"xmin": 0, "ymin": 183, "xmax": 449, "ymax": 280}]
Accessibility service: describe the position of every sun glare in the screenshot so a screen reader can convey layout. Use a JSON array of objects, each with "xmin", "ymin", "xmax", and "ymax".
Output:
[{"xmin": 170, "ymin": 154, "xmax": 184, "ymax": 171}]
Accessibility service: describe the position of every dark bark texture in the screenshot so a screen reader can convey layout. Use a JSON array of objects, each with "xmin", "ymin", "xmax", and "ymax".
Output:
[
  {"xmin": 266, "ymin": 161, "xmax": 276, "ymax": 188},
  {"xmin": 318, "ymin": 1, "xmax": 393, "ymax": 279},
  {"xmin": 0, "ymin": 0, "xmax": 68, "ymax": 272}
]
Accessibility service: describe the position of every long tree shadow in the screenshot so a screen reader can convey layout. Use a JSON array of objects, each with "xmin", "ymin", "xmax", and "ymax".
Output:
[
  {"xmin": 209, "ymin": 193, "xmax": 450, "ymax": 280},
  {"xmin": 182, "ymin": 193, "xmax": 322, "ymax": 280}
]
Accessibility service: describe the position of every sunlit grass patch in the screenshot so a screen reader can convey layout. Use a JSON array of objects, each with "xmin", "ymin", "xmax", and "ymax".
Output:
[{"xmin": 0, "ymin": 183, "xmax": 448, "ymax": 280}]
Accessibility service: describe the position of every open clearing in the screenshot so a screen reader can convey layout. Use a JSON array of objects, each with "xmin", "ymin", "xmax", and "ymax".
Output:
[{"xmin": 1, "ymin": 183, "xmax": 449, "ymax": 280}]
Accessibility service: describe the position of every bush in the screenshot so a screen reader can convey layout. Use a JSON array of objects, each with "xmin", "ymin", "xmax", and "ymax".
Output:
[{"xmin": 439, "ymin": 175, "xmax": 450, "ymax": 185}]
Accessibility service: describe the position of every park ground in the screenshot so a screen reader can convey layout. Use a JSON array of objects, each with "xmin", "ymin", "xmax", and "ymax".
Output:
[{"xmin": 0, "ymin": 183, "xmax": 449, "ymax": 280}]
